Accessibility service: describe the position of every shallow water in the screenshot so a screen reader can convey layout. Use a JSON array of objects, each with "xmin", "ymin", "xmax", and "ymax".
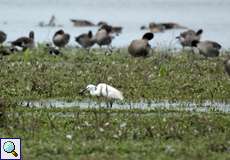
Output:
[
  {"xmin": 21, "ymin": 99, "xmax": 230, "ymax": 113},
  {"xmin": 0, "ymin": 0, "xmax": 229, "ymax": 48}
]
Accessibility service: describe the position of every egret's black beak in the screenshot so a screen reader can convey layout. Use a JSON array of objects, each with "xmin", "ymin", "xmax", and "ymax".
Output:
[
  {"xmin": 176, "ymin": 36, "xmax": 180, "ymax": 39},
  {"xmin": 79, "ymin": 88, "xmax": 87, "ymax": 95}
]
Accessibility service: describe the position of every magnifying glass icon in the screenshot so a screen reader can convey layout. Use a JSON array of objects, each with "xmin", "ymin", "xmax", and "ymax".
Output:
[{"xmin": 3, "ymin": 141, "xmax": 18, "ymax": 157}]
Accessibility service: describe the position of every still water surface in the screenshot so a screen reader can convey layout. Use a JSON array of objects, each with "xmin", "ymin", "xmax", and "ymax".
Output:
[
  {"xmin": 22, "ymin": 99, "xmax": 230, "ymax": 113},
  {"xmin": 0, "ymin": 0, "xmax": 229, "ymax": 48}
]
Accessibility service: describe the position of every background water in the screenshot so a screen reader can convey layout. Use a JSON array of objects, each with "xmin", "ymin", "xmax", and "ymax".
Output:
[{"xmin": 0, "ymin": 0, "xmax": 229, "ymax": 49}]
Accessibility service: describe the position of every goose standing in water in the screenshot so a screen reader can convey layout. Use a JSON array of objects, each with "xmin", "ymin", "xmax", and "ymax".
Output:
[
  {"xmin": 128, "ymin": 32, "xmax": 154, "ymax": 57},
  {"xmin": 177, "ymin": 29, "xmax": 203, "ymax": 48},
  {"xmin": 52, "ymin": 29, "xmax": 70, "ymax": 48},
  {"xmin": 0, "ymin": 31, "xmax": 7, "ymax": 44},
  {"xmin": 191, "ymin": 40, "xmax": 221, "ymax": 58},
  {"xmin": 75, "ymin": 30, "xmax": 95, "ymax": 49},
  {"xmin": 11, "ymin": 31, "xmax": 35, "ymax": 51}
]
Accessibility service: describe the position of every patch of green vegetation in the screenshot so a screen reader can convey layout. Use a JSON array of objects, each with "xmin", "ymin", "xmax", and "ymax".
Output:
[
  {"xmin": 1, "ymin": 47, "xmax": 230, "ymax": 159},
  {"xmin": 1, "ymin": 105, "xmax": 230, "ymax": 160},
  {"xmin": 0, "ymin": 46, "xmax": 230, "ymax": 102}
]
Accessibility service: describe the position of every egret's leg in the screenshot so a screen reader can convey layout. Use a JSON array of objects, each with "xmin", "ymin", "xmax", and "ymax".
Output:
[
  {"xmin": 96, "ymin": 97, "xmax": 101, "ymax": 109},
  {"xmin": 106, "ymin": 101, "xmax": 109, "ymax": 108},
  {"xmin": 105, "ymin": 101, "xmax": 113, "ymax": 108},
  {"xmin": 129, "ymin": 102, "xmax": 132, "ymax": 109},
  {"xmin": 98, "ymin": 101, "xmax": 102, "ymax": 108},
  {"xmin": 109, "ymin": 101, "xmax": 113, "ymax": 108}
]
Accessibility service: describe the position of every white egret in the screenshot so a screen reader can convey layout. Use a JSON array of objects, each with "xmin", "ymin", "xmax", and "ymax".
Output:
[{"xmin": 79, "ymin": 83, "xmax": 124, "ymax": 108}]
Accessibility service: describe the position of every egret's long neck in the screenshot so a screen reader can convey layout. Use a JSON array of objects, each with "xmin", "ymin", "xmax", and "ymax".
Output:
[{"xmin": 90, "ymin": 87, "xmax": 98, "ymax": 96}]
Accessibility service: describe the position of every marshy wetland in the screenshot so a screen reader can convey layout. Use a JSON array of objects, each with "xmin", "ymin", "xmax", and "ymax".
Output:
[{"xmin": 1, "ymin": 46, "xmax": 230, "ymax": 159}]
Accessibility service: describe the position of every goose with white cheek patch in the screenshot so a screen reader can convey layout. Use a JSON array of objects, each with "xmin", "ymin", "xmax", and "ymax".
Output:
[
  {"xmin": 11, "ymin": 31, "xmax": 35, "ymax": 51},
  {"xmin": 75, "ymin": 30, "xmax": 95, "ymax": 49},
  {"xmin": 128, "ymin": 32, "xmax": 154, "ymax": 57},
  {"xmin": 52, "ymin": 29, "xmax": 70, "ymax": 48},
  {"xmin": 94, "ymin": 24, "xmax": 113, "ymax": 48},
  {"xmin": 176, "ymin": 29, "xmax": 203, "ymax": 48}
]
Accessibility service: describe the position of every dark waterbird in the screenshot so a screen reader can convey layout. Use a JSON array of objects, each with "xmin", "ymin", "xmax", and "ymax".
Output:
[
  {"xmin": 97, "ymin": 22, "xmax": 122, "ymax": 35},
  {"xmin": 11, "ymin": 31, "xmax": 35, "ymax": 51},
  {"xmin": 52, "ymin": 29, "xmax": 70, "ymax": 48},
  {"xmin": 177, "ymin": 29, "xmax": 203, "ymax": 48},
  {"xmin": 70, "ymin": 19, "xmax": 95, "ymax": 27},
  {"xmin": 128, "ymin": 32, "xmax": 154, "ymax": 57},
  {"xmin": 0, "ymin": 31, "xmax": 7, "ymax": 44},
  {"xmin": 141, "ymin": 22, "xmax": 187, "ymax": 33},
  {"xmin": 38, "ymin": 15, "xmax": 62, "ymax": 27},
  {"xmin": 94, "ymin": 24, "xmax": 114, "ymax": 50},
  {"xmin": 191, "ymin": 40, "xmax": 221, "ymax": 57},
  {"xmin": 75, "ymin": 30, "xmax": 95, "ymax": 49}
]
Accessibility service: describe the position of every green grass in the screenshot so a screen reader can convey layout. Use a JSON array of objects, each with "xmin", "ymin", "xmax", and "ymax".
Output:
[
  {"xmin": 0, "ymin": 46, "xmax": 230, "ymax": 102},
  {"xmin": 1, "ymin": 46, "xmax": 230, "ymax": 159},
  {"xmin": 1, "ymin": 105, "xmax": 230, "ymax": 160}
]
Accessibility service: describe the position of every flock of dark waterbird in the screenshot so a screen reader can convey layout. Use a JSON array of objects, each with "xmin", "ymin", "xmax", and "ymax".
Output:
[{"xmin": 0, "ymin": 19, "xmax": 228, "ymax": 75}]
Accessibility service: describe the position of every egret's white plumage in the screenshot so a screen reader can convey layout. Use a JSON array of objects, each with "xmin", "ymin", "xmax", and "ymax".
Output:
[{"xmin": 85, "ymin": 83, "xmax": 124, "ymax": 100}]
